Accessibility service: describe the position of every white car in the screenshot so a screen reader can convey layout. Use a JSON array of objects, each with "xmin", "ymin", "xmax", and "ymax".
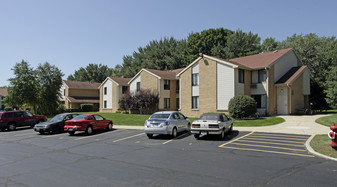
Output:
[
  {"xmin": 144, "ymin": 111, "xmax": 190, "ymax": 138},
  {"xmin": 191, "ymin": 113, "xmax": 233, "ymax": 139}
]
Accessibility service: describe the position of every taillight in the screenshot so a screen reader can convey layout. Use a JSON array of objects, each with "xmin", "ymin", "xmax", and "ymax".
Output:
[
  {"xmin": 209, "ymin": 124, "xmax": 219, "ymax": 128},
  {"xmin": 192, "ymin": 124, "xmax": 200, "ymax": 128}
]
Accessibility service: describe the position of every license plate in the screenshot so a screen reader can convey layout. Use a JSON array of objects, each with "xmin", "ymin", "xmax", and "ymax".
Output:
[
  {"xmin": 201, "ymin": 131, "xmax": 207, "ymax": 135},
  {"xmin": 68, "ymin": 128, "xmax": 73, "ymax": 131}
]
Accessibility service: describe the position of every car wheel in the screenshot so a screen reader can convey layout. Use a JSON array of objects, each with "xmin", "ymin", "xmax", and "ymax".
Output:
[
  {"xmin": 172, "ymin": 127, "xmax": 177, "ymax": 138},
  {"xmin": 86, "ymin": 126, "xmax": 93, "ymax": 135},
  {"xmin": 146, "ymin": 134, "xmax": 153, "ymax": 139},
  {"xmin": 194, "ymin": 134, "xmax": 200, "ymax": 139},
  {"xmin": 51, "ymin": 126, "xmax": 60, "ymax": 134},
  {"xmin": 0, "ymin": 127, "xmax": 6, "ymax": 131},
  {"xmin": 39, "ymin": 131, "xmax": 45, "ymax": 135},
  {"xmin": 219, "ymin": 129, "xmax": 225, "ymax": 140},
  {"xmin": 106, "ymin": 123, "xmax": 113, "ymax": 131},
  {"xmin": 68, "ymin": 131, "xmax": 75, "ymax": 136},
  {"xmin": 7, "ymin": 123, "xmax": 16, "ymax": 131}
]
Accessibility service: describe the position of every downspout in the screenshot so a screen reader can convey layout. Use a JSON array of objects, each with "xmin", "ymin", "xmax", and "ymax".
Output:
[{"xmin": 265, "ymin": 67, "xmax": 269, "ymax": 115}]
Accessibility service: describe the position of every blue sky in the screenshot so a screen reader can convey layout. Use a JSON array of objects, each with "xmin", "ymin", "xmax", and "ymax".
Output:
[{"xmin": 1, "ymin": 0, "xmax": 336, "ymax": 86}]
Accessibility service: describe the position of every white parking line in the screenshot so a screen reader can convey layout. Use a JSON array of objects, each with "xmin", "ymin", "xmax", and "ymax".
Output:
[
  {"xmin": 162, "ymin": 132, "xmax": 189, "ymax": 145},
  {"xmin": 75, "ymin": 130, "xmax": 124, "ymax": 140}
]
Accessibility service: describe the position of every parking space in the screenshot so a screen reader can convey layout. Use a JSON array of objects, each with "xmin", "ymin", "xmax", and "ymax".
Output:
[{"xmin": 219, "ymin": 131, "xmax": 314, "ymax": 158}]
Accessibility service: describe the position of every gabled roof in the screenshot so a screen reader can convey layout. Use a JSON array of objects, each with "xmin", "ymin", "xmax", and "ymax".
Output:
[
  {"xmin": 275, "ymin": 66, "xmax": 308, "ymax": 85},
  {"xmin": 0, "ymin": 88, "xmax": 8, "ymax": 97},
  {"xmin": 128, "ymin": 68, "xmax": 183, "ymax": 84},
  {"xmin": 228, "ymin": 48, "xmax": 293, "ymax": 69},
  {"xmin": 63, "ymin": 80, "xmax": 101, "ymax": 89},
  {"xmin": 110, "ymin": 77, "xmax": 131, "ymax": 86}
]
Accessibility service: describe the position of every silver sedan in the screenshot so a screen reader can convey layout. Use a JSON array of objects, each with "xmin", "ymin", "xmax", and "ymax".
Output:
[{"xmin": 144, "ymin": 111, "xmax": 190, "ymax": 138}]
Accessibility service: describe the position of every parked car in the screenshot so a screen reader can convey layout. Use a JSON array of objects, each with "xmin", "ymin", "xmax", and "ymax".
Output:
[
  {"xmin": 191, "ymin": 113, "xmax": 233, "ymax": 139},
  {"xmin": 144, "ymin": 111, "xmax": 190, "ymax": 138},
  {"xmin": 64, "ymin": 114, "xmax": 113, "ymax": 135},
  {"xmin": 0, "ymin": 110, "xmax": 46, "ymax": 131},
  {"xmin": 34, "ymin": 113, "xmax": 79, "ymax": 134}
]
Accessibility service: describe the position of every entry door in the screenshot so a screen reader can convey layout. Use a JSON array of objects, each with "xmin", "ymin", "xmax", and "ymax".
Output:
[{"xmin": 277, "ymin": 87, "xmax": 288, "ymax": 115}]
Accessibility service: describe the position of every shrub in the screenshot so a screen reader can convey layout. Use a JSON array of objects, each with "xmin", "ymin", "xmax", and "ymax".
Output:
[
  {"xmin": 228, "ymin": 95, "xmax": 257, "ymax": 119},
  {"xmin": 80, "ymin": 104, "xmax": 94, "ymax": 112},
  {"xmin": 119, "ymin": 89, "xmax": 159, "ymax": 114}
]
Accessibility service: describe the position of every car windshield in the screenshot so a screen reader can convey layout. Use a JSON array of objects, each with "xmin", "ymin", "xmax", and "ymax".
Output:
[
  {"xmin": 49, "ymin": 114, "xmax": 67, "ymax": 122},
  {"xmin": 199, "ymin": 114, "xmax": 220, "ymax": 121},
  {"xmin": 72, "ymin": 114, "xmax": 90, "ymax": 120},
  {"xmin": 150, "ymin": 113, "xmax": 170, "ymax": 119}
]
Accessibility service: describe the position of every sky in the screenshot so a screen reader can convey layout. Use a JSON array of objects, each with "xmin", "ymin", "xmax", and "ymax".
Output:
[{"xmin": 1, "ymin": 0, "xmax": 336, "ymax": 86}]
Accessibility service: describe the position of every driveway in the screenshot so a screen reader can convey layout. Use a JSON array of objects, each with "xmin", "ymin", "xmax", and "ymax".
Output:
[{"xmin": 235, "ymin": 115, "xmax": 330, "ymax": 135}]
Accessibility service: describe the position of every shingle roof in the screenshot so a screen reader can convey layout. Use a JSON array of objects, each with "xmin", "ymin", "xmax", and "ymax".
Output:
[
  {"xmin": 67, "ymin": 96, "xmax": 99, "ymax": 103},
  {"xmin": 275, "ymin": 66, "xmax": 307, "ymax": 85},
  {"xmin": 109, "ymin": 77, "xmax": 131, "ymax": 86},
  {"xmin": 0, "ymin": 88, "xmax": 8, "ymax": 97},
  {"xmin": 63, "ymin": 80, "xmax": 101, "ymax": 89},
  {"xmin": 145, "ymin": 68, "xmax": 184, "ymax": 80},
  {"xmin": 228, "ymin": 48, "xmax": 293, "ymax": 69}
]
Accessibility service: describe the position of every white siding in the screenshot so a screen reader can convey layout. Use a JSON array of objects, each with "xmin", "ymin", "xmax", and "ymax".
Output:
[
  {"xmin": 303, "ymin": 69, "xmax": 310, "ymax": 95},
  {"xmin": 274, "ymin": 51, "xmax": 298, "ymax": 82},
  {"xmin": 102, "ymin": 80, "xmax": 113, "ymax": 109},
  {"xmin": 217, "ymin": 62, "xmax": 234, "ymax": 110},
  {"xmin": 130, "ymin": 74, "xmax": 141, "ymax": 93},
  {"xmin": 59, "ymin": 82, "xmax": 66, "ymax": 101},
  {"xmin": 192, "ymin": 62, "xmax": 199, "ymax": 97},
  {"xmin": 234, "ymin": 69, "xmax": 244, "ymax": 95}
]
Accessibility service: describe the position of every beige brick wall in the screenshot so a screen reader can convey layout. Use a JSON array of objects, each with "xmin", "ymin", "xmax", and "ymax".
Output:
[
  {"xmin": 141, "ymin": 71, "xmax": 158, "ymax": 91},
  {"xmin": 169, "ymin": 80, "xmax": 177, "ymax": 110},
  {"xmin": 267, "ymin": 65, "xmax": 277, "ymax": 115},
  {"xmin": 180, "ymin": 58, "xmax": 217, "ymax": 117},
  {"xmin": 244, "ymin": 70, "xmax": 251, "ymax": 95},
  {"xmin": 290, "ymin": 74, "xmax": 305, "ymax": 114}
]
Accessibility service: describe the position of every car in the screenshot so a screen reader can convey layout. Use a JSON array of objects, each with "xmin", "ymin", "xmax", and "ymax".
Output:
[
  {"xmin": 34, "ymin": 113, "xmax": 79, "ymax": 134},
  {"xmin": 64, "ymin": 114, "xmax": 113, "ymax": 135},
  {"xmin": 191, "ymin": 113, "xmax": 233, "ymax": 139},
  {"xmin": 0, "ymin": 110, "xmax": 46, "ymax": 131},
  {"xmin": 144, "ymin": 111, "xmax": 190, "ymax": 138}
]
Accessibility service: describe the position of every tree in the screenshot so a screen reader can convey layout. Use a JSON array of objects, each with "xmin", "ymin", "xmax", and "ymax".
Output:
[
  {"xmin": 225, "ymin": 30, "xmax": 261, "ymax": 58},
  {"xmin": 118, "ymin": 37, "xmax": 187, "ymax": 78},
  {"xmin": 184, "ymin": 28, "xmax": 233, "ymax": 63},
  {"xmin": 67, "ymin": 64, "xmax": 113, "ymax": 83},
  {"xmin": 228, "ymin": 95, "xmax": 257, "ymax": 119},
  {"xmin": 36, "ymin": 62, "xmax": 64, "ymax": 114},
  {"xmin": 261, "ymin": 37, "xmax": 278, "ymax": 52},
  {"xmin": 7, "ymin": 60, "xmax": 39, "ymax": 111},
  {"xmin": 324, "ymin": 66, "xmax": 337, "ymax": 108}
]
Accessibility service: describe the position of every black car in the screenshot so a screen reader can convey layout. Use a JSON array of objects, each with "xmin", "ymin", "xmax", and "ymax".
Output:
[{"xmin": 34, "ymin": 113, "xmax": 79, "ymax": 134}]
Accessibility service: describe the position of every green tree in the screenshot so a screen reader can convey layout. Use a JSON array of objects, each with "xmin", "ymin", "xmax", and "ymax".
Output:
[
  {"xmin": 184, "ymin": 28, "xmax": 233, "ymax": 63},
  {"xmin": 36, "ymin": 62, "xmax": 64, "ymax": 114},
  {"xmin": 7, "ymin": 60, "xmax": 38, "ymax": 111},
  {"xmin": 261, "ymin": 37, "xmax": 278, "ymax": 52},
  {"xmin": 324, "ymin": 66, "xmax": 337, "ymax": 108},
  {"xmin": 225, "ymin": 30, "xmax": 261, "ymax": 58},
  {"xmin": 67, "ymin": 64, "xmax": 113, "ymax": 82}
]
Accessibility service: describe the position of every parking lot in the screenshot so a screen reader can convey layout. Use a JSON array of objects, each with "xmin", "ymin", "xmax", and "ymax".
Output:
[{"xmin": 1, "ymin": 127, "xmax": 337, "ymax": 186}]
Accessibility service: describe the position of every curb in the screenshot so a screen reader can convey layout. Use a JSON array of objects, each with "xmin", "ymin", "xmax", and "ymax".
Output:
[{"xmin": 305, "ymin": 135, "xmax": 337, "ymax": 162}]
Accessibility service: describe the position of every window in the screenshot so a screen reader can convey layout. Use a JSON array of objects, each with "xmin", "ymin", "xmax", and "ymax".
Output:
[
  {"xmin": 122, "ymin": 86, "xmax": 128, "ymax": 94},
  {"xmin": 176, "ymin": 80, "xmax": 179, "ymax": 93},
  {"xmin": 104, "ymin": 100, "xmax": 107, "ymax": 108},
  {"xmin": 63, "ymin": 89, "xmax": 65, "ymax": 96},
  {"xmin": 88, "ymin": 116, "xmax": 95, "ymax": 120},
  {"xmin": 164, "ymin": 98, "xmax": 170, "ymax": 109},
  {"xmin": 222, "ymin": 114, "xmax": 229, "ymax": 121},
  {"xmin": 3, "ymin": 112, "xmax": 13, "ymax": 118},
  {"xmin": 136, "ymin": 82, "xmax": 141, "ymax": 91},
  {"xmin": 104, "ymin": 87, "xmax": 107, "ymax": 95},
  {"xmin": 251, "ymin": 95, "xmax": 267, "ymax": 108},
  {"xmin": 239, "ymin": 69, "xmax": 245, "ymax": 83},
  {"xmin": 173, "ymin": 113, "xmax": 180, "ymax": 119},
  {"xmin": 178, "ymin": 113, "xmax": 186, "ymax": 120},
  {"xmin": 24, "ymin": 112, "xmax": 33, "ymax": 117},
  {"xmin": 192, "ymin": 73, "xmax": 199, "ymax": 86},
  {"xmin": 94, "ymin": 115, "xmax": 104, "ymax": 120},
  {"xmin": 14, "ymin": 112, "xmax": 23, "ymax": 118},
  {"xmin": 258, "ymin": 70, "xmax": 266, "ymax": 83},
  {"xmin": 164, "ymin": 80, "xmax": 170, "ymax": 90},
  {"xmin": 192, "ymin": 96, "xmax": 199, "ymax": 109},
  {"xmin": 176, "ymin": 98, "xmax": 179, "ymax": 109}
]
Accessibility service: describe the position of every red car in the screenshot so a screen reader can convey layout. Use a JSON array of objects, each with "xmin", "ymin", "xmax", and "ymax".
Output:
[
  {"xmin": 64, "ymin": 114, "xmax": 113, "ymax": 135},
  {"xmin": 0, "ymin": 110, "xmax": 46, "ymax": 131}
]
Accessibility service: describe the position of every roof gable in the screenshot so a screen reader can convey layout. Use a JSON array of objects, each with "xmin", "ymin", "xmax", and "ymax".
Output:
[
  {"xmin": 275, "ymin": 66, "xmax": 308, "ymax": 85},
  {"xmin": 63, "ymin": 80, "xmax": 101, "ymax": 89}
]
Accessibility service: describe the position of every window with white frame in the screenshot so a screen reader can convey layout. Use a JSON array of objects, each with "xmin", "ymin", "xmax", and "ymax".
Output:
[
  {"xmin": 136, "ymin": 82, "xmax": 141, "ymax": 91},
  {"xmin": 104, "ymin": 87, "xmax": 107, "ymax": 95},
  {"xmin": 164, "ymin": 98, "xmax": 170, "ymax": 109},
  {"xmin": 104, "ymin": 100, "xmax": 107, "ymax": 108},
  {"xmin": 239, "ymin": 69, "xmax": 245, "ymax": 83},
  {"xmin": 258, "ymin": 70, "xmax": 266, "ymax": 83},
  {"xmin": 192, "ymin": 73, "xmax": 199, "ymax": 86},
  {"xmin": 192, "ymin": 96, "xmax": 199, "ymax": 109}
]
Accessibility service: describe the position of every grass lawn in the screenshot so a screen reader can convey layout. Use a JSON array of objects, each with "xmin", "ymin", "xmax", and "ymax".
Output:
[
  {"xmin": 311, "ymin": 134, "xmax": 337, "ymax": 158},
  {"xmin": 233, "ymin": 117, "xmax": 285, "ymax": 127},
  {"xmin": 316, "ymin": 113, "xmax": 337, "ymax": 127},
  {"xmin": 76, "ymin": 112, "xmax": 284, "ymax": 127}
]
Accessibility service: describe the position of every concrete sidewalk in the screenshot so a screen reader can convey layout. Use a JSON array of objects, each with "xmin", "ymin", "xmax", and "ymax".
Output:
[{"xmin": 114, "ymin": 114, "xmax": 331, "ymax": 135}]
